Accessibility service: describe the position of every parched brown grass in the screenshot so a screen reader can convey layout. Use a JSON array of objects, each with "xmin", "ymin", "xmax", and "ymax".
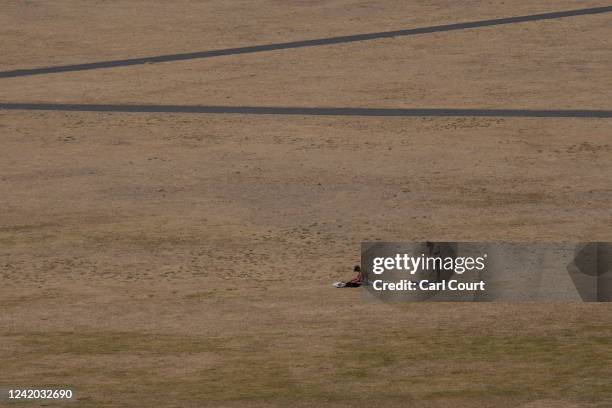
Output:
[{"xmin": 1, "ymin": 0, "xmax": 612, "ymax": 406}]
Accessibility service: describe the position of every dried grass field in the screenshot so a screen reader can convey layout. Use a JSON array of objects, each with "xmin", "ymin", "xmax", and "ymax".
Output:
[{"xmin": 1, "ymin": 1, "xmax": 611, "ymax": 407}]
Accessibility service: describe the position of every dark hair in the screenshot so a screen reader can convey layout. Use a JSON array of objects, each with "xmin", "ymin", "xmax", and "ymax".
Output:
[{"xmin": 354, "ymin": 265, "xmax": 361, "ymax": 272}]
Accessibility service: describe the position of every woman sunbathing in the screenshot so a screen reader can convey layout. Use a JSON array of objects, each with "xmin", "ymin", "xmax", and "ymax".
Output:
[{"xmin": 332, "ymin": 265, "xmax": 363, "ymax": 288}]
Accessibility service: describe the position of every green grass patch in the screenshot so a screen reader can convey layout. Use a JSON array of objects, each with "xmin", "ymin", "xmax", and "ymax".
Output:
[{"xmin": 2, "ymin": 324, "xmax": 611, "ymax": 405}]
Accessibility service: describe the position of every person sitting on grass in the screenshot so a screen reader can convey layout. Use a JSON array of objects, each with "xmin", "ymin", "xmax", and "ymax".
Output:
[{"xmin": 332, "ymin": 265, "xmax": 363, "ymax": 288}]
